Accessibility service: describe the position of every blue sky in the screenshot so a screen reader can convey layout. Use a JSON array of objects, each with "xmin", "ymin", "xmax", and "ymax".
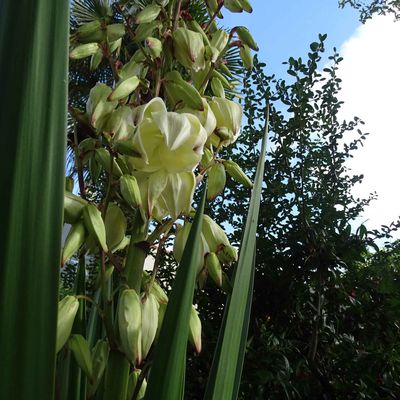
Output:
[{"xmin": 224, "ymin": 0, "xmax": 360, "ymax": 75}]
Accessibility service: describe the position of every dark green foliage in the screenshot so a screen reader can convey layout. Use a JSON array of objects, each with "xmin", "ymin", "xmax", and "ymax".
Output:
[
  {"xmin": 339, "ymin": 0, "xmax": 400, "ymax": 22},
  {"xmin": 184, "ymin": 38, "xmax": 400, "ymax": 399}
]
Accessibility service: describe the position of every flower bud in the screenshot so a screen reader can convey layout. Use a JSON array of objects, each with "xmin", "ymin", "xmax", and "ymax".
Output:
[
  {"xmin": 223, "ymin": 159, "xmax": 253, "ymax": 188},
  {"xmin": 207, "ymin": 163, "xmax": 226, "ymax": 201},
  {"xmin": 202, "ymin": 215, "xmax": 230, "ymax": 253},
  {"xmin": 224, "ymin": 0, "xmax": 243, "ymax": 12},
  {"xmin": 62, "ymin": 221, "xmax": 86, "ymax": 264},
  {"xmin": 86, "ymin": 83, "xmax": 117, "ymax": 130},
  {"xmin": 142, "ymin": 272, "xmax": 168, "ymax": 304},
  {"xmin": 56, "ymin": 296, "xmax": 79, "ymax": 353},
  {"xmin": 64, "ymin": 191, "xmax": 87, "ymax": 224},
  {"xmin": 146, "ymin": 36, "xmax": 162, "ymax": 58},
  {"xmin": 172, "ymin": 27, "xmax": 205, "ymax": 71},
  {"xmin": 90, "ymin": 48, "xmax": 103, "ymax": 70},
  {"xmin": 83, "ymin": 203, "xmax": 109, "ymax": 252},
  {"xmin": 135, "ymin": 4, "xmax": 161, "ymax": 24},
  {"xmin": 107, "ymin": 23, "xmax": 125, "ymax": 42},
  {"xmin": 178, "ymin": 99, "xmax": 216, "ymax": 137},
  {"xmin": 127, "ymin": 370, "xmax": 147, "ymax": 400},
  {"xmin": 209, "ymin": 97, "xmax": 243, "ymax": 146},
  {"xmin": 120, "ymin": 174, "xmax": 142, "ymax": 208},
  {"xmin": 76, "ymin": 20, "xmax": 105, "ymax": 43},
  {"xmin": 108, "ymin": 75, "xmax": 140, "ymax": 101},
  {"xmin": 70, "ymin": 43, "xmax": 99, "ymax": 59},
  {"xmin": 209, "ymin": 29, "xmax": 229, "ymax": 62},
  {"xmin": 118, "ymin": 289, "xmax": 142, "ymax": 364},
  {"xmin": 188, "ymin": 306, "xmax": 202, "ymax": 353},
  {"xmin": 141, "ymin": 293, "xmax": 159, "ymax": 359},
  {"xmin": 239, "ymin": 0, "xmax": 253, "ymax": 13},
  {"xmin": 104, "ymin": 203, "xmax": 127, "ymax": 252},
  {"xmin": 235, "ymin": 26, "xmax": 258, "ymax": 51},
  {"xmin": 95, "ymin": 148, "xmax": 123, "ymax": 177},
  {"xmin": 68, "ymin": 334, "xmax": 93, "ymax": 379},
  {"xmin": 218, "ymin": 244, "xmax": 238, "ymax": 265},
  {"xmin": 134, "ymin": 21, "xmax": 159, "ymax": 43},
  {"xmin": 210, "ymin": 77, "xmax": 225, "ymax": 98},
  {"xmin": 240, "ymin": 43, "xmax": 253, "ymax": 69},
  {"xmin": 205, "ymin": 252, "xmax": 223, "ymax": 287},
  {"xmin": 88, "ymin": 340, "xmax": 110, "ymax": 397}
]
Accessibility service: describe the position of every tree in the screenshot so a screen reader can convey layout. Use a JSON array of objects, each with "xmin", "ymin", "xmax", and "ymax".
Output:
[{"xmin": 339, "ymin": 0, "xmax": 400, "ymax": 22}]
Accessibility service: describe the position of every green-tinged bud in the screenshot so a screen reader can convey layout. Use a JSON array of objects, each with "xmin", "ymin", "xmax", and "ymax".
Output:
[
  {"xmin": 68, "ymin": 334, "xmax": 93, "ymax": 379},
  {"xmin": 109, "ymin": 38, "xmax": 122, "ymax": 54},
  {"xmin": 134, "ymin": 21, "xmax": 158, "ymax": 43},
  {"xmin": 135, "ymin": 4, "xmax": 161, "ymax": 24},
  {"xmin": 86, "ymin": 83, "xmax": 118, "ymax": 130},
  {"xmin": 90, "ymin": 49, "xmax": 103, "ymax": 71},
  {"xmin": 201, "ymin": 147, "xmax": 213, "ymax": 168},
  {"xmin": 107, "ymin": 23, "xmax": 125, "ymax": 42},
  {"xmin": 202, "ymin": 214, "xmax": 230, "ymax": 254},
  {"xmin": 210, "ymin": 29, "xmax": 229, "ymax": 61},
  {"xmin": 164, "ymin": 71, "xmax": 204, "ymax": 110},
  {"xmin": 239, "ymin": 0, "xmax": 253, "ymax": 13},
  {"xmin": 235, "ymin": 26, "xmax": 258, "ymax": 50},
  {"xmin": 210, "ymin": 77, "xmax": 225, "ymax": 98},
  {"xmin": 76, "ymin": 20, "xmax": 105, "ymax": 43},
  {"xmin": 188, "ymin": 306, "xmax": 202, "ymax": 353},
  {"xmin": 118, "ymin": 289, "xmax": 142, "ymax": 364},
  {"xmin": 156, "ymin": 302, "xmax": 167, "ymax": 338},
  {"xmin": 127, "ymin": 370, "xmax": 147, "ymax": 400},
  {"xmin": 219, "ymin": 62, "xmax": 233, "ymax": 77},
  {"xmin": 141, "ymin": 293, "xmax": 159, "ymax": 359},
  {"xmin": 142, "ymin": 272, "xmax": 168, "ymax": 304},
  {"xmin": 79, "ymin": 138, "xmax": 98, "ymax": 153},
  {"xmin": 209, "ymin": 97, "xmax": 242, "ymax": 146},
  {"xmin": 83, "ymin": 204, "xmax": 108, "ymax": 252},
  {"xmin": 212, "ymin": 69, "xmax": 232, "ymax": 88},
  {"xmin": 113, "ymin": 236, "xmax": 130, "ymax": 252},
  {"xmin": 87, "ymin": 340, "xmax": 110, "ymax": 397},
  {"xmin": 207, "ymin": 163, "xmax": 226, "ymax": 201},
  {"xmin": 62, "ymin": 221, "xmax": 86, "ymax": 264},
  {"xmin": 108, "ymin": 75, "xmax": 140, "ymax": 101},
  {"xmin": 105, "ymin": 203, "xmax": 127, "ymax": 251},
  {"xmin": 223, "ymin": 159, "xmax": 253, "ymax": 187},
  {"xmin": 218, "ymin": 244, "xmax": 238, "ymax": 265},
  {"xmin": 64, "ymin": 191, "xmax": 88, "ymax": 224},
  {"xmin": 56, "ymin": 296, "xmax": 79, "ymax": 353},
  {"xmin": 188, "ymin": 20, "xmax": 211, "ymax": 47},
  {"xmin": 205, "ymin": 252, "xmax": 223, "ymax": 287},
  {"xmin": 172, "ymin": 27, "xmax": 205, "ymax": 71},
  {"xmin": 146, "ymin": 37, "xmax": 162, "ymax": 58},
  {"xmin": 240, "ymin": 43, "xmax": 253, "ymax": 69},
  {"xmin": 65, "ymin": 176, "xmax": 74, "ymax": 192},
  {"xmin": 120, "ymin": 174, "xmax": 142, "ymax": 208},
  {"xmin": 205, "ymin": 0, "xmax": 219, "ymax": 13},
  {"xmin": 95, "ymin": 148, "xmax": 123, "ymax": 177},
  {"xmin": 70, "ymin": 43, "xmax": 99, "ymax": 59},
  {"xmin": 224, "ymin": 0, "xmax": 243, "ymax": 12},
  {"xmin": 118, "ymin": 56, "xmax": 146, "ymax": 81}
]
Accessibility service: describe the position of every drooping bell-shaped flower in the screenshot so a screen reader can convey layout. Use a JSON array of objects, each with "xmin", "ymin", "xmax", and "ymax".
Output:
[
  {"xmin": 209, "ymin": 97, "xmax": 242, "ymax": 147},
  {"xmin": 130, "ymin": 99, "xmax": 208, "ymax": 173},
  {"xmin": 132, "ymin": 170, "xmax": 196, "ymax": 221},
  {"xmin": 172, "ymin": 27, "xmax": 206, "ymax": 72},
  {"xmin": 178, "ymin": 99, "xmax": 216, "ymax": 137}
]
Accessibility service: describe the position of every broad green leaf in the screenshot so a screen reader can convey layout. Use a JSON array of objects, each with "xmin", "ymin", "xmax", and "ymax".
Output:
[
  {"xmin": 204, "ymin": 106, "xmax": 270, "ymax": 400},
  {"xmin": 0, "ymin": 0, "xmax": 69, "ymax": 398},
  {"xmin": 144, "ymin": 186, "xmax": 207, "ymax": 400}
]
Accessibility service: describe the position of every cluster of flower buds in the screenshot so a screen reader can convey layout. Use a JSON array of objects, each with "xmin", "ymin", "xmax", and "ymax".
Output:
[{"xmin": 173, "ymin": 215, "xmax": 238, "ymax": 289}]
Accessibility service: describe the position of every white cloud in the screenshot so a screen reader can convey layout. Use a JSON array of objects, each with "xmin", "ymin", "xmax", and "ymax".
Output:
[{"xmin": 337, "ymin": 15, "xmax": 400, "ymax": 236}]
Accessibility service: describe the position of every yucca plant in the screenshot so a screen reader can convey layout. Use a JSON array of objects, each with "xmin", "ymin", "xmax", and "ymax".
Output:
[{"xmin": 2, "ymin": 0, "xmax": 267, "ymax": 399}]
